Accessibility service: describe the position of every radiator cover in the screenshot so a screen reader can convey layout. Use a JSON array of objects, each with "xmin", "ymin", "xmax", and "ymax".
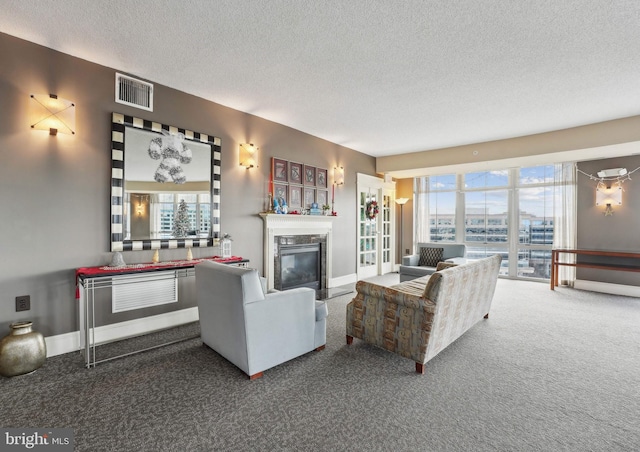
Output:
[{"xmin": 111, "ymin": 273, "xmax": 178, "ymax": 313}]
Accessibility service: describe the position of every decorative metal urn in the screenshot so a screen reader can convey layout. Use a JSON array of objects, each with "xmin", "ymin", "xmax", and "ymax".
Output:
[{"xmin": 0, "ymin": 321, "xmax": 46, "ymax": 377}]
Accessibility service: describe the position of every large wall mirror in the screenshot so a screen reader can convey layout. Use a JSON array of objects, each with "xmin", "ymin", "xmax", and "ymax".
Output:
[{"xmin": 110, "ymin": 113, "xmax": 221, "ymax": 251}]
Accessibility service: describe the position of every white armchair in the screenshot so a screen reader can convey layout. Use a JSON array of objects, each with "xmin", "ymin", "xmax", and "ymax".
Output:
[{"xmin": 195, "ymin": 261, "xmax": 328, "ymax": 379}]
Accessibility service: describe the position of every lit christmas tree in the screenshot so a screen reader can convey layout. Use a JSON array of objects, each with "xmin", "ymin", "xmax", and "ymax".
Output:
[{"xmin": 173, "ymin": 199, "xmax": 190, "ymax": 238}]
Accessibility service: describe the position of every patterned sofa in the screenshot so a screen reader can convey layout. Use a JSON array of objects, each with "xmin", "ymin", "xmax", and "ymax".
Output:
[{"xmin": 346, "ymin": 255, "xmax": 501, "ymax": 374}]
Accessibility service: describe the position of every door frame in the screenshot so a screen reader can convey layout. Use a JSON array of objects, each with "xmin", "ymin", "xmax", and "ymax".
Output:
[{"xmin": 356, "ymin": 173, "xmax": 397, "ymax": 279}]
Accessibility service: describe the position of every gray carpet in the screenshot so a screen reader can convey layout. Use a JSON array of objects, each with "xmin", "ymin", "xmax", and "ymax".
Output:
[{"xmin": 1, "ymin": 278, "xmax": 639, "ymax": 451}]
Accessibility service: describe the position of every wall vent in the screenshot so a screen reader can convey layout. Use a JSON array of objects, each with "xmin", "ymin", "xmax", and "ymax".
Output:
[
  {"xmin": 115, "ymin": 72, "xmax": 153, "ymax": 111},
  {"xmin": 112, "ymin": 273, "xmax": 177, "ymax": 313}
]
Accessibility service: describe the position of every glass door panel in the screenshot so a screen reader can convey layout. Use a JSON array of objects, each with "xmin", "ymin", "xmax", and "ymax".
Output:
[
  {"xmin": 518, "ymin": 184, "xmax": 554, "ymax": 279},
  {"xmin": 466, "ymin": 246, "xmax": 509, "ymax": 276},
  {"xmin": 517, "ymin": 249, "xmax": 552, "ymax": 279},
  {"xmin": 358, "ymin": 190, "xmax": 378, "ymax": 279},
  {"xmin": 381, "ymin": 192, "xmax": 393, "ymax": 274}
]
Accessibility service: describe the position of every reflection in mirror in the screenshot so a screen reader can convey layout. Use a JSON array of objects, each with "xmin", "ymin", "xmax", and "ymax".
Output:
[{"xmin": 110, "ymin": 113, "xmax": 221, "ymax": 251}]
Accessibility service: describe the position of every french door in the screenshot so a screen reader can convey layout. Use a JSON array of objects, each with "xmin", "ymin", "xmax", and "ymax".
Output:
[{"xmin": 357, "ymin": 174, "xmax": 395, "ymax": 279}]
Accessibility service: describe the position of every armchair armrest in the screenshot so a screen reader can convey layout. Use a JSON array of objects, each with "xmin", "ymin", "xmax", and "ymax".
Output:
[
  {"xmin": 243, "ymin": 287, "xmax": 318, "ymax": 374},
  {"xmin": 402, "ymin": 254, "xmax": 420, "ymax": 266},
  {"xmin": 244, "ymin": 288, "xmax": 316, "ymax": 343},
  {"xmin": 355, "ymin": 281, "xmax": 435, "ymax": 312},
  {"xmin": 445, "ymin": 257, "xmax": 467, "ymax": 265}
]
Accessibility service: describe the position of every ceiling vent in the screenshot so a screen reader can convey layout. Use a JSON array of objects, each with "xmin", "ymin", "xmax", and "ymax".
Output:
[{"xmin": 115, "ymin": 72, "xmax": 153, "ymax": 111}]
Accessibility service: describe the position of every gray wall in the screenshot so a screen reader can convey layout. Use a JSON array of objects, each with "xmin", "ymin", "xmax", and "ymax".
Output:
[
  {"xmin": 0, "ymin": 32, "xmax": 376, "ymax": 337},
  {"xmin": 576, "ymin": 155, "xmax": 640, "ymax": 285}
]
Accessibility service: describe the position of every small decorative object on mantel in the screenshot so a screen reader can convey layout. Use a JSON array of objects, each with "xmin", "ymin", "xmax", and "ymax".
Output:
[
  {"xmin": 366, "ymin": 200, "xmax": 379, "ymax": 220},
  {"xmin": 152, "ymin": 249, "xmax": 160, "ymax": 263},
  {"xmin": 0, "ymin": 321, "xmax": 47, "ymax": 377},
  {"xmin": 221, "ymin": 233, "xmax": 233, "ymax": 258},
  {"xmin": 267, "ymin": 192, "xmax": 274, "ymax": 213},
  {"xmin": 110, "ymin": 251, "xmax": 126, "ymax": 268},
  {"xmin": 322, "ymin": 204, "xmax": 331, "ymax": 215},
  {"xmin": 186, "ymin": 247, "xmax": 193, "ymax": 261},
  {"xmin": 310, "ymin": 202, "xmax": 322, "ymax": 216},
  {"xmin": 273, "ymin": 197, "xmax": 288, "ymax": 214}
]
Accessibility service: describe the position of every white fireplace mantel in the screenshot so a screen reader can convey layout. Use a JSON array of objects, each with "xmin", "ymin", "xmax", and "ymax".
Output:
[{"xmin": 260, "ymin": 213, "xmax": 337, "ymax": 290}]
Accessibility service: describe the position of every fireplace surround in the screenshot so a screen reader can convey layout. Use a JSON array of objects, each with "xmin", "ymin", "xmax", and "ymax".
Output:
[{"xmin": 260, "ymin": 214, "xmax": 336, "ymax": 291}]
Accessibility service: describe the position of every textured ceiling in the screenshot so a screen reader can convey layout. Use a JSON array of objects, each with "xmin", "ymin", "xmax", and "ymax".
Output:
[{"xmin": 1, "ymin": 0, "xmax": 639, "ymax": 157}]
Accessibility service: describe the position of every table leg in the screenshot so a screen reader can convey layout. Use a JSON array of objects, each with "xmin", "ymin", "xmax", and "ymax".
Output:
[{"xmin": 550, "ymin": 250, "xmax": 555, "ymax": 290}]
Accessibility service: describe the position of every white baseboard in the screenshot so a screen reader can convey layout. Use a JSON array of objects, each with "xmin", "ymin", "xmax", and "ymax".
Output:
[
  {"xmin": 45, "ymin": 331, "xmax": 81, "ymax": 358},
  {"xmin": 329, "ymin": 273, "xmax": 357, "ymax": 288},
  {"xmin": 574, "ymin": 279, "xmax": 640, "ymax": 298},
  {"xmin": 44, "ymin": 307, "xmax": 199, "ymax": 358}
]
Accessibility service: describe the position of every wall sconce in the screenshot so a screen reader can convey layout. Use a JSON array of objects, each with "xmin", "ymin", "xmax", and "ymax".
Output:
[
  {"xmin": 596, "ymin": 183, "xmax": 622, "ymax": 216},
  {"xmin": 239, "ymin": 143, "xmax": 258, "ymax": 168},
  {"xmin": 30, "ymin": 94, "xmax": 75, "ymax": 136},
  {"xmin": 133, "ymin": 194, "xmax": 148, "ymax": 217},
  {"xmin": 330, "ymin": 166, "xmax": 345, "ymax": 215},
  {"xmin": 597, "ymin": 168, "xmax": 627, "ymax": 178},
  {"xmin": 333, "ymin": 166, "xmax": 345, "ymax": 185}
]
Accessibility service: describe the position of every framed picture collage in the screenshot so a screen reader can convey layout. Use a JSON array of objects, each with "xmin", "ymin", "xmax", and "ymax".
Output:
[{"xmin": 272, "ymin": 158, "xmax": 329, "ymax": 210}]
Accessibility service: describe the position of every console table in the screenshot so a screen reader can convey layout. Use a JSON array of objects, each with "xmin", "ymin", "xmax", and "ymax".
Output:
[
  {"xmin": 76, "ymin": 256, "xmax": 248, "ymax": 368},
  {"xmin": 550, "ymin": 249, "xmax": 640, "ymax": 290}
]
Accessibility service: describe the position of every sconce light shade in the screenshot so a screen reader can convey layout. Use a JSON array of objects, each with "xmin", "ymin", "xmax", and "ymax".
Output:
[
  {"xmin": 596, "ymin": 184, "xmax": 622, "ymax": 216},
  {"xmin": 30, "ymin": 94, "xmax": 75, "ymax": 136},
  {"xmin": 334, "ymin": 166, "xmax": 345, "ymax": 185},
  {"xmin": 239, "ymin": 143, "xmax": 258, "ymax": 168},
  {"xmin": 597, "ymin": 168, "xmax": 627, "ymax": 178},
  {"xmin": 395, "ymin": 197, "xmax": 409, "ymax": 205}
]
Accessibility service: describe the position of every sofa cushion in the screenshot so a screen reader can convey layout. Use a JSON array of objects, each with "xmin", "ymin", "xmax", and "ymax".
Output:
[
  {"xmin": 389, "ymin": 274, "xmax": 431, "ymax": 297},
  {"xmin": 418, "ymin": 263, "xmax": 456, "ymax": 301},
  {"xmin": 423, "ymin": 272, "xmax": 443, "ymax": 301},
  {"xmin": 419, "ymin": 247, "xmax": 443, "ymax": 267},
  {"xmin": 435, "ymin": 261, "xmax": 458, "ymax": 271}
]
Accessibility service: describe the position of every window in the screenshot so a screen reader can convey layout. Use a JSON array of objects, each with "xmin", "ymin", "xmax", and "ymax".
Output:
[
  {"xmin": 464, "ymin": 170, "xmax": 508, "ymax": 189},
  {"xmin": 429, "ymin": 191, "xmax": 457, "ymax": 242},
  {"xmin": 414, "ymin": 164, "xmax": 573, "ymax": 280},
  {"xmin": 517, "ymin": 165, "xmax": 556, "ymax": 278},
  {"xmin": 464, "ymin": 192, "xmax": 508, "ymax": 243},
  {"xmin": 156, "ymin": 193, "xmax": 211, "ymax": 239},
  {"xmin": 415, "ymin": 174, "xmax": 457, "ymax": 243}
]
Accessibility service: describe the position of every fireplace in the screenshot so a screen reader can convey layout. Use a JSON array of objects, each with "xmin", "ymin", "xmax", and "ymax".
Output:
[
  {"xmin": 273, "ymin": 235, "xmax": 326, "ymax": 291},
  {"xmin": 260, "ymin": 213, "xmax": 335, "ymax": 291},
  {"xmin": 279, "ymin": 243, "xmax": 321, "ymax": 290}
]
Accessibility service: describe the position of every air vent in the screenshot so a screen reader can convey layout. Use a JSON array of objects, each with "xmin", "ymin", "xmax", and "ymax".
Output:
[{"xmin": 115, "ymin": 72, "xmax": 153, "ymax": 111}]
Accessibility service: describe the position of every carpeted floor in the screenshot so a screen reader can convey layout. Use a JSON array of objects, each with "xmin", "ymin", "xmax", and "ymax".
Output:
[{"xmin": 1, "ymin": 277, "xmax": 639, "ymax": 451}]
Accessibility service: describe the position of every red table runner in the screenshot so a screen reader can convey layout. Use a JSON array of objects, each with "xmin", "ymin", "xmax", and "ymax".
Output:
[{"xmin": 75, "ymin": 256, "xmax": 246, "ymax": 298}]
